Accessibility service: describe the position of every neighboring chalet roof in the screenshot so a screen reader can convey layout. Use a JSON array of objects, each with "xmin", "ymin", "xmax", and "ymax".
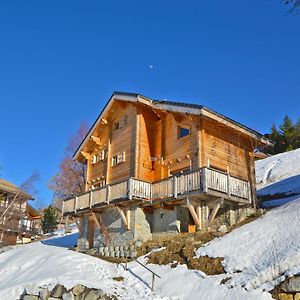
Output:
[
  {"xmin": 74, "ymin": 91, "xmax": 271, "ymax": 161},
  {"xmin": 26, "ymin": 203, "xmax": 41, "ymax": 219},
  {"xmin": 0, "ymin": 178, "xmax": 33, "ymax": 200}
]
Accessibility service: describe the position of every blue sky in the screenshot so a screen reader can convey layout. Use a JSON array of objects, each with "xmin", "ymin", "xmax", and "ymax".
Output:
[{"xmin": 0, "ymin": 1, "xmax": 300, "ymax": 208}]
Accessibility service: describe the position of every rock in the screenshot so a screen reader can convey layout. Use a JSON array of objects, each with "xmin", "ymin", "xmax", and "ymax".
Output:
[
  {"xmin": 51, "ymin": 284, "xmax": 67, "ymax": 298},
  {"xmin": 39, "ymin": 287, "xmax": 50, "ymax": 300},
  {"xmin": 85, "ymin": 289, "xmax": 104, "ymax": 300},
  {"xmin": 62, "ymin": 291, "xmax": 75, "ymax": 300},
  {"xmin": 25, "ymin": 285, "xmax": 40, "ymax": 296},
  {"xmin": 218, "ymin": 225, "xmax": 228, "ymax": 233},
  {"xmin": 135, "ymin": 240, "xmax": 142, "ymax": 247},
  {"xmin": 21, "ymin": 296, "xmax": 39, "ymax": 300},
  {"xmin": 295, "ymin": 293, "xmax": 300, "ymax": 300},
  {"xmin": 72, "ymin": 284, "xmax": 86, "ymax": 296},
  {"xmin": 49, "ymin": 298, "xmax": 61, "ymax": 300},
  {"xmin": 75, "ymin": 293, "xmax": 85, "ymax": 300},
  {"xmin": 278, "ymin": 293, "xmax": 294, "ymax": 300},
  {"xmin": 281, "ymin": 276, "xmax": 300, "ymax": 292}
]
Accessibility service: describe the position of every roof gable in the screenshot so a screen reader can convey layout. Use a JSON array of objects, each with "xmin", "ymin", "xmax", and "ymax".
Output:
[{"xmin": 74, "ymin": 91, "xmax": 271, "ymax": 161}]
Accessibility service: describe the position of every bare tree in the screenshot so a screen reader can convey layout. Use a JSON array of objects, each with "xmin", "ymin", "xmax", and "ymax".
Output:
[
  {"xmin": 49, "ymin": 122, "xmax": 89, "ymax": 209},
  {"xmin": 285, "ymin": 0, "xmax": 300, "ymax": 11},
  {"xmin": 20, "ymin": 170, "xmax": 40, "ymax": 197}
]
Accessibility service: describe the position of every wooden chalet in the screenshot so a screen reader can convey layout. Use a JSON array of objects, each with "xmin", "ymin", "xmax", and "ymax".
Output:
[
  {"xmin": 0, "ymin": 179, "xmax": 33, "ymax": 246},
  {"xmin": 62, "ymin": 91, "xmax": 270, "ymax": 249}
]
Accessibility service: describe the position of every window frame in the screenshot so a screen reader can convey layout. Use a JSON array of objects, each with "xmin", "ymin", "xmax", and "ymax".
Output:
[{"xmin": 178, "ymin": 125, "xmax": 190, "ymax": 139}]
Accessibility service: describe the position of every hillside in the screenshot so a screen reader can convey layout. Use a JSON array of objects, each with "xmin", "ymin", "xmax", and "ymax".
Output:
[
  {"xmin": 256, "ymin": 148, "xmax": 300, "ymax": 207},
  {"xmin": 1, "ymin": 150, "xmax": 300, "ymax": 299}
]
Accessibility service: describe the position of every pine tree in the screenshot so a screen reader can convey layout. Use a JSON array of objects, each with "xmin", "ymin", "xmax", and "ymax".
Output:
[{"xmin": 42, "ymin": 206, "xmax": 58, "ymax": 233}]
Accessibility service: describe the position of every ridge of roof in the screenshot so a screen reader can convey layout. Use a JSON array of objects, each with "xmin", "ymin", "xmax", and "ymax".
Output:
[{"xmin": 0, "ymin": 178, "xmax": 33, "ymax": 200}]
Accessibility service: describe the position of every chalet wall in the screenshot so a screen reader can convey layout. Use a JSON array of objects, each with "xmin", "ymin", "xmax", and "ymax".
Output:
[
  {"xmin": 201, "ymin": 118, "xmax": 253, "ymax": 181},
  {"xmin": 161, "ymin": 114, "xmax": 195, "ymax": 178},
  {"xmin": 86, "ymin": 103, "xmax": 137, "ymax": 189},
  {"xmin": 108, "ymin": 105, "xmax": 136, "ymax": 183}
]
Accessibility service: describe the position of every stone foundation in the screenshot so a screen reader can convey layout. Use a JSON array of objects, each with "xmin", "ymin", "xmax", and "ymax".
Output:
[{"xmin": 77, "ymin": 203, "xmax": 259, "ymax": 250}]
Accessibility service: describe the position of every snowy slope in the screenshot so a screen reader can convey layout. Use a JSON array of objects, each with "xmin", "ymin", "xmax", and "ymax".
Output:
[
  {"xmin": 197, "ymin": 197, "xmax": 300, "ymax": 293},
  {"xmin": 0, "ymin": 240, "xmax": 272, "ymax": 300},
  {"xmin": 256, "ymin": 148, "xmax": 300, "ymax": 196}
]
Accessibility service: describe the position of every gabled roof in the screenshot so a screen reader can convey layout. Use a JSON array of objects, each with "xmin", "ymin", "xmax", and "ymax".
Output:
[
  {"xmin": 0, "ymin": 178, "xmax": 33, "ymax": 200},
  {"xmin": 74, "ymin": 91, "xmax": 271, "ymax": 160}
]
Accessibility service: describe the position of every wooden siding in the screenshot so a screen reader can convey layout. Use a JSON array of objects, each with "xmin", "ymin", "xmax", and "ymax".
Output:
[
  {"xmin": 201, "ymin": 118, "xmax": 252, "ymax": 181},
  {"xmin": 86, "ymin": 102, "xmax": 137, "ymax": 189},
  {"xmin": 81, "ymin": 98, "xmax": 256, "ymax": 203}
]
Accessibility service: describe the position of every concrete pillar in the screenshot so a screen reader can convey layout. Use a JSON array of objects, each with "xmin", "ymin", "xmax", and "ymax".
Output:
[{"xmin": 77, "ymin": 214, "xmax": 89, "ymax": 251}]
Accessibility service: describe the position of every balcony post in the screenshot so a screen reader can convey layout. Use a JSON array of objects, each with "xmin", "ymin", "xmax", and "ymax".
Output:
[
  {"xmin": 74, "ymin": 196, "xmax": 78, "ymax": 213},
  {"xmin": 227, "ymin": 173, "xmax": 231, "ymax": 198},
  {"xmin": 89, "ymin": 190, "xmax": 93, "ymax": 209},
  {"xmin": 247, "ymin": 182, "xmax": 252, "ymax": 203},
  {"xmin": 106, "ymin": 185, "xmax": 110, "ymax": 204},
  {"xmin": 128, "ymin": 178, "xmax": 133, "ymax": 200},
  {"xmin": 202, "ymin": 168, "xmax": 208, "ymax": 193},
  {"xmin": 173, "ymin": 176, "xmax": 178, "ymax": 198}
]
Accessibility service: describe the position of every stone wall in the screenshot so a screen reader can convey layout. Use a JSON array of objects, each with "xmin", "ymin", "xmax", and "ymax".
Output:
[
  {"xmin": 133, "ymin": 207, "xmax": 152, "ymax": 242},
  {"xmin": 19, "ymin": 283, "xmax": 116, "ymax": 300},
  {"xmin": 152, "ymin": 208, "xmax": 179, "ymax": 234},
  {"xmin": 272, "ymin": 275, "xmax": 300, "ymax": 300}
]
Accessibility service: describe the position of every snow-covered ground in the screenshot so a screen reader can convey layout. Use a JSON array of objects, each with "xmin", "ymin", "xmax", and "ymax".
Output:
[
  {"xmin": 1, "ymin": 150, "xmax": 300, "ymax": 299},
  {"xmin": 255, "ymin": 148, "xmax": 300, "ymax": 207},
  {"xmin": 197, "ymin": 197, "xmax": 300, "ymax": 294},
  {"xmin": 0, "ymin": 237, "xmax": 271, "ymax": 300}
]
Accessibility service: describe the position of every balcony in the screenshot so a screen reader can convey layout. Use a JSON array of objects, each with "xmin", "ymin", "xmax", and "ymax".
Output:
[
  {"xmin": 0, "ymin": 202, "xmax": 26, "ymax": 217},
  {"xmin": 62, "ymin": 167, "xmax": 252, "ymax": 215}
]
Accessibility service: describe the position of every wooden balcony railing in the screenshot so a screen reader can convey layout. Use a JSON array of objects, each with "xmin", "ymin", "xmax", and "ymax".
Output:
[{"xmin": 63, "ymin": 167, "xmax": 252, "ymax": 215}]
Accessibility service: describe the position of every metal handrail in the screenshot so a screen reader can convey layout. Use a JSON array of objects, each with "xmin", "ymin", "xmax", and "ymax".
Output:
[{"xmin": 125, "ymin": 258, "xmax": 161, "ymax": 291}]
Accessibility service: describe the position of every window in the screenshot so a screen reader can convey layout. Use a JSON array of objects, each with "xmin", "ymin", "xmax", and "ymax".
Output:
[
  {"xmin": 114, "ymin": 115, "xmax": 127, "ymax": 131},
  {"xmin": 112, "ymin": 151, "xmax": 126, "ymax": 166},
  {"xmin": 97, "ymin": 150, "xmax": 106, "ymax": 161},
  {"xmin": 178, "ymin": 126, "xmax": 190, "ymax": 138},
  {"xmin": 91, "ymin": 150, "xmax": 106, "ymax": 164}
]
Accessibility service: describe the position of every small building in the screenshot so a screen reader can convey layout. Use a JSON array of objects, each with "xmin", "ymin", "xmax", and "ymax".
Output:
[
  {"xmin": 62, "ymin": 91, "xmax": 270, "ymax": 250},
  {"xmin": 0, "ymin": 179, "xmax": 33, "ymax": 246},
  {"xmin": 18, "ymin": 204, "xmax": 42, "ymax": 243}
]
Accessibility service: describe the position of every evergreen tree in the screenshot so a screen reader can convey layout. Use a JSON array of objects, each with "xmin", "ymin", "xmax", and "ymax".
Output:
[
  {"xmin": 42, "ymin": 206, "xmax": 58, "ymax": 233},
  {"xmin": 265, "ymin": 115, "xmax": 300, "ymax": 154}
]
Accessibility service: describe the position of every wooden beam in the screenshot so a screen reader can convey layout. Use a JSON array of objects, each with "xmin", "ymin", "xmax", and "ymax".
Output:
[
  {"xmin": 91, "ymin": 212, "xmax": 101, "ymax": 230},
  {"xmin": 207, "ymin": 203, "xmax": 221, "ymax": 227},
  {"xmin": 116, "ymin": 207, "xmax": 129, "ymax": 230},
  {"xmin": 80, "ymin": 151, "xmax": 91, "ymax": 160},
  {"xmin": 90, "ymin": 135, "xmax": 102, "ymax": 146},
  {"xmin": 187, "ymin": 204, "xmax": 201, "ymax": 228}
]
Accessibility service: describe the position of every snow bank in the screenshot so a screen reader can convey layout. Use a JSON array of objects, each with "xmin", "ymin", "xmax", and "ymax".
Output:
[
  {"xmin": 0, "ymin": 241, "xmax": 272, "ymax": 300},
  {"xmin": 197, "ymin": 197, "xmax": 300, "ymax": 292},
  {"xmin": 256, "ymin": 148, "xmax": 300, "ymax": 196}
]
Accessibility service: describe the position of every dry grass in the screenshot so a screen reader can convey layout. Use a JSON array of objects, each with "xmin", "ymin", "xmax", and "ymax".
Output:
[{"xmin": 144, "ymin": 231, "xmax": 225, "ymax": 275}]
